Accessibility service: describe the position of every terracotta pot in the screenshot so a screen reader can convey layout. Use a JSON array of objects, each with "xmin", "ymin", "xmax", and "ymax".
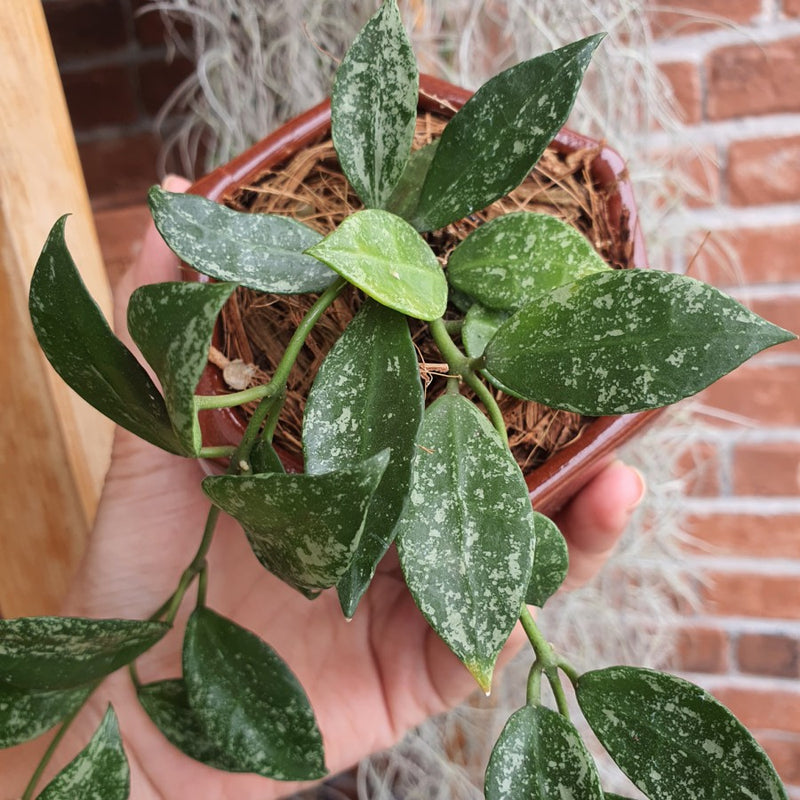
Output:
[{"xmin": 189, "ymin": 74, "xmax": 660, "ymax": 516}]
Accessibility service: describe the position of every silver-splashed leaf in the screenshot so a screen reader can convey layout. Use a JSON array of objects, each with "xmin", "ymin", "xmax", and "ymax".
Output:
[
  {"xmin": 412, "ymin": 34, "xmax": 604, "ymax": 231},
  {"xmin": 37, "ymin": 706, "xmax": 129, "ymax": 800},
  {"xmin": 485, "ymin": 269, "xmax": 796, "ymax": 415},
  {"xmin": 0, "ymin": 617, "xmax": 168, "ymax": 691},
  {"xmin": 148, "ymin": 187, "xmax": 335, "ymax": 293},
  {"xmin": 183, "ymin": 607, "xmax": 326, "ymax": 781},
  {"xmin": 127, "ymin": 281, "xmax": 236, "ymax": 456},
  {"xmin": 577, "ymin": 667, "xmax": 788, "ymax": 800},
  {"xmin": 385, "ymin": 140, "xmax": 439, "ymax": 222},
  {"xmin": 202, "ymin": 451, "xmax": 389, "ymax": 597},
  {"xmin": 28, "ymin": 217, "xmax": 183, "ymax": 454},
  {"xmin": 485, "ymin": 704, "xmax": 604, "ymax": 800},
  {"xmin": 303, "ymin": 299, "xmax": 423, "ymax": 617},
  {"xmin": 305, "ymin": 209, "xmax": 447, "ymax": 321},
  {"xmin": 525, "ymin": 512, "xmax": 569, "ymax": 607},
  {"xmin": 331, "ymin": 0, "xmax": 418, "ymax": 209},
  {"xmin": 395, "ymin": 394, "xmax": 535, "ymax": 692},
  {"xmin": 0, "ymin": 683, "xmax": 90, "ymax": 748},
  {"xmin": 448, "ymin": 212, "xmax": 610, "ymax": 311}
]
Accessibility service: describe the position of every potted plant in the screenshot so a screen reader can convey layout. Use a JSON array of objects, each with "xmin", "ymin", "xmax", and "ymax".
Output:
[{"xmin": 8, "ymin": 2, "xmax": 794, "ymax": 797}]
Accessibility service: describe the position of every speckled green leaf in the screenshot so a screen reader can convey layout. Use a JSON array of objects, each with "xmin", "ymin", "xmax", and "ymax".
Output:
[
  {"xmin": 331, "ymin": 0, "xmax": 417, "ymax": 208},
  {"xmin": 395, "ymin": 394, "xmax": 535, "ymax": 692},
  {"xmin": 485, "ymin": 704, "xmax": 603, "ymax": 800},
  {"xmin": 128, "ymin": 281, "xmax": 236, "ymax": 455},
  {"xmin": 249, "ymin": 438, "xmax": 285, "ymax": 474},
  {"xmin": 304, "ymin": 299, "xmax": 423, "ymax": 617},
  {"xmin": 525, "ymin": 512, "xmax": 569, "ymax": 607},
  {"xmin": 485, "ymin": 269, "xmax": 796, "ymax": 415},
  {"xmin": 183, "ymin": 607, "xmax": 325, "ymax": 781},
  {"xmin": 385, "ymin": 140, "xmax": 439, "ymax": 221},
  {"xmin": 577, "ymin": 667, "xmax": 788, "ymax": 800},
  {"xmin": 462, "ymin": 304, "xmax": 510, "ymax": 359},
  {"xmin": 0, "ymin": 617, "xmax": 168, "ymax": 691},
  {"xmin": 137, "ymin": 679, "xmax": 243, "ymax": 771},
  {"xmin": 448, "ymin": 212, "xmax": 609, "ymax": 310},
  {"xmin": 202, "ymin": 451, "xmax": 389, "ymax": 596},
  {"xmin": 148, "ymin": 187, "xmax": 335, "ymax": 293},
  {"xmin": 305, "ymin": 209, "xmax": 447, "ymax": 320},
  {"xmin": 604, "ymin": 794, "xmax": 637, "ymax": 799},
  {"xmin": 37, "ymin": 706, "xmax": 129, "ymax": 800},
  {"xmin": 0, "ymin": 683, "xmax": 90, "ymax": 748},
  {"xmin": 412, "ymin": 35, "xmax": 604, "ymax": 231},
  {"xmin": 28, "ymin": 217, "xmax": 183, "ymax": 455}
]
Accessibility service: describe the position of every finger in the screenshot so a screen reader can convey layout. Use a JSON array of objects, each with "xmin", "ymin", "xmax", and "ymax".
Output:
[{"xmin": 554, "ymin": 459, "xmax": 645, "ymax": 590}]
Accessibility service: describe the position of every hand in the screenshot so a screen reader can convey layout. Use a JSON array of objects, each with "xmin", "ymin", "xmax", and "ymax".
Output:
[{"xmin": 1, "ymin": 178, "xmax": 645, "ymax": 800}]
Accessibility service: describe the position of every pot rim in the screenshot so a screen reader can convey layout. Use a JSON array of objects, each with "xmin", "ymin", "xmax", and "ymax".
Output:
[{"xmin": 189, "ymin": 73, "xmax": 661, "ymax": 516}]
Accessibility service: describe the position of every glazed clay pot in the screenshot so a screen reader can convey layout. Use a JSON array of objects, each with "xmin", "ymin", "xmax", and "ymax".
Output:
[{"xmin": 189, "ymin": 74, "xmax": 660, "ymax": 517}]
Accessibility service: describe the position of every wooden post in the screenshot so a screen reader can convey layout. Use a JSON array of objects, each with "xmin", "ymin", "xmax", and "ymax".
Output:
[{"xmin": 0, "ymin": 2, "xmax": 114, "ymax": 616}]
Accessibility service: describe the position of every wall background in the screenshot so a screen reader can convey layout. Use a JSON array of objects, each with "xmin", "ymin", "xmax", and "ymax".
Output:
[{"xmin": 43, "ymin": 0, "xmax": 800, "ymax": 794}]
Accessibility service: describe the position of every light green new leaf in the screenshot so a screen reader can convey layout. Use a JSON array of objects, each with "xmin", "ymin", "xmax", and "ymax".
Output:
[
  {"xmin": 183, "ymin": 607, "xmax": 326, "ymax": 781},
  {"xmin": 485, "ymin": 704, "xmax": 603, "ymax": 800},
  {"xmin": 148, "ymin": 187, "xmax": 335, "ymax": 293},
  {"xmin": 202, "ymin": 451, "xmax": 389, "ymax": 597},
  {"xmin": 128, "ymin": 281, "xmax": 236, "ymax": 455},
  {"xmin": 304, "ymin": 299, "xmax": 423, "ymax": 617},
  {"xmin": 385, "ymin": 140, "xmax": 439, "ymax": 221},
  {"xmin": 137, "ymin": 679, "xmax": 243, "ymax": 772},
  {"xmin": 305, "ymin": 209, "xmax": 447, "ymax": 320},
  {"xmin": 0, "ymin": 683, "xmax": 90, "ymax": 748},
  {"xmin": 37, "ymin": 706, "xmax": 129, "ymax": 800},
  {"xmin": 331, "ymin": 0, "xmax": 418, "ymax": 208},
  {"xmin": 578, "ymin": 667, "xmax": 788, "ymax": 800},
  {"xmin": 0, "ymin": 617, "xmax": 168, "ymax": 691},
  {"xmin": 462, "ymin": 304, "xmax": 510, "ymax": 359},
  {"xmin": 485, "ymin": 269, "xmax": 796, "ymax": 415},
  {"xmin": 525, "ymin": 512, "xmax": 569, "ymax": 607},
  {"xmin": 395, "ymin": 394, "xmax": 535, "ymax": 692},
  {"xmin": 448, "ymin": 212, "xmax": 609, "ymax": 310},
  {"xmin": 28, "ymin": 217, "xmax": 183, "ymax": 455},
  {"xmin": 412, "ymin": 35, "xmax": 604, "ymax": 231}
]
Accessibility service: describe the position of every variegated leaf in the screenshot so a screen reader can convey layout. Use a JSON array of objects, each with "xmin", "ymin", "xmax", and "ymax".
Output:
[
  {"xmin": 578, "ymin": 667, "xmax": 788, "ymax": 800},
  {"xmin": 305, "ymin": 209, "xmax": 447, "ymax": 320},
  {"xmin": 485, "ymin": 704, "xmax": 604, "ymax": 800},
  {"xmin": 484, "ymin": 269, "xmax": 796, "ymax": 415},
  {"xmin": 202, "ymin": 451, "xmax": 389, "ymax": 597},
  {"xmin": 128, "ymin": 281, "xmax": 236, "ymax": 455},
  {"xmin": 412, "ymin": 35, "xmax": 604, "ymax": 231},
  {"xmin": 525, "ymin": 512, "xmax": 569, "ymax": 607},
  {"xmin": 148, "ymin": 187, "xmax": 335, "ymax": 293},
  {"xmin": 0, "ymin": 683, "xmax": 90, "ymax": 748},
  {"xmin": 331, "ymin": 0, "xmax": 418, "ymax": 208},
  {"xmin": 447, "ymin": 212, "xmax": 610, "ymax": 310},
  {"xmin": 303, "ymin": 299, "xmax": 423, "ymax": 617},
  {"xmin": 183, "ymin": 607, "xmax": 326, "ymax": 780},
  {"xmin": 395, "ymin": 394, "xmax": 535, "ymax": 692}
]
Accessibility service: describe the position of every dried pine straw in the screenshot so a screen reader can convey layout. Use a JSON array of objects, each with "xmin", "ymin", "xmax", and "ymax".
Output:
[{"xmin": 215, "ymin": 112, "xmax": 631, "ymax": 472}]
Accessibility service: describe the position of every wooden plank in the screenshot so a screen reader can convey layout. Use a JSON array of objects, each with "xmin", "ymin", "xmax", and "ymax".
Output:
[{"xmin": 0, "ymin": 1, "xmax": 114, "ymax": 616}]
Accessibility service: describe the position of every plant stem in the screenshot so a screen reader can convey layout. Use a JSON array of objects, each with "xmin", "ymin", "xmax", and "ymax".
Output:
[
  {"xmin": 198, "ymin": 445, "xmax": 237, "ymax": 459},
  {"xmin": 21, "ymin": 682, "xmax": 99, "ymax": 800},
  {"xmin": 546, "ymin": 668, "xmax": 571, "ymax": 719},
  {"xmin": 526, "ymin": 660, "xmax": 543, "ymax": 706},
  {"xmin": 194, "ymin": 385, "xmax": 271, "ymax": 410}
]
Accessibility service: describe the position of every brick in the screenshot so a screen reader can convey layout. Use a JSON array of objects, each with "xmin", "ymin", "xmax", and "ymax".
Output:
[
  {"xmin": 137, "ymin": 56, "xmax": 195, "ymax": 116},
  {"xmin": 60, "ymin": 66, "xmax": 138, "ymax": 131},
  {"xmin": 78, "ymin": 132, "xmax": 161, "ymax": 207},
  {"xmin": 749, "ymin": 296, "xmax": 800, "ymax": 355},
  {"xmin": 729, "ymin": 136, "xmax": 800, "ymax": 206},
  {"xmin": 673, "ymin": 625, "xmax": 729, "ymax": 672},
  {"xmin": 713, "ymin": 685, "xmax": 800, "ymax": 733},
  {"xmin": 659, "ymin": 62, "xmax": 703, "ymax": 124},
  {"xmin": 756, "ymin": 733, "xmax": 800, "ymax": 784},
  {"xmin": 699, "ymin": 365, "xmax": 800, "ymax": 427},
  {"xmin": 693, "ymin": 224, "xmax": 800, "ymax": 286},
  {"xmin": 707, "ymin": 38, "xmax": 800, "ymax": 120},
  {"xmin": 701, "ymin": 571, "xmax": 800, "ymax": 619},
  {"xmin": 44, "ymin": 0, "xmax": 129, "ymax": 62},
  {"xmin": 733, "ymin": 442, "xmax": 800, "ymax": 496},
  {"xmin": 675, "ymin": 441, "xmax": 721, "ymax": 496},
  {"xmin": 649, "ymin": 0, "xmax": 761, "ymax": 37},
  {"xmin": 686, "ymin": 514, "xmax": 800, "ymax": 559},
  {"xmin": 737, "ymin": 632, "xmax": 800, "ymax": 677},
  {"xmin": 131, "ymin": 0, "xmax": 191, "ymax": 47},
  {"xmin": 657, "ymin": 145, "xmax": 720, "ymax": 209}
]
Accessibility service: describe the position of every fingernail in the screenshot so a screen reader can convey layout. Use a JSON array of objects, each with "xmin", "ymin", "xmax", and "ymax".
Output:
[
  {"xmin": 161, "ymin": 173, "xmax": 187, "ymax": 192},
  {"xmin": 626, "ymin": 466, "xmax": 646, "ymax": 510}
]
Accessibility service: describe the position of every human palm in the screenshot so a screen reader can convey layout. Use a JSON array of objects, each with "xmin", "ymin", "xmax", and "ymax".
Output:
[{"xmin": 1, "ymin": 179, "xmax": 644, "ymax": 799}]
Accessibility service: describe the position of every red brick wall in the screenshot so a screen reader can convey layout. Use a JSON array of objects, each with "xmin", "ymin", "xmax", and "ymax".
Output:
[{"xmin": 653, "ymin": 2, "xmax": 800, "ymax": 794}]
